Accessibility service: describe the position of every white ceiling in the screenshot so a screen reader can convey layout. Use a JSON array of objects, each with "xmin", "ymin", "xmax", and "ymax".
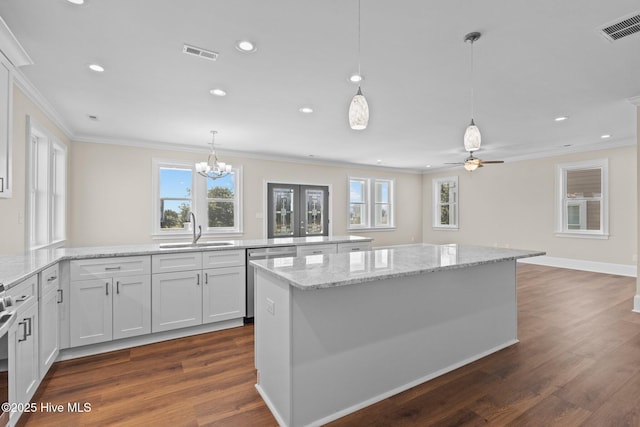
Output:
[{"xmin": 1, "ymin": 0, "xmax": 639, "ymax": 171}]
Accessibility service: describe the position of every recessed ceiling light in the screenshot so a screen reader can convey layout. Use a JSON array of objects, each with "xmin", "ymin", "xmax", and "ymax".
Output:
[
  {"xmin": 299, "ymin": 107, "xmax": 313, "ymax": 114},
  {"xmin": 210, "ymin": 88, "xmax": 227, "ymax": 97},
  {"xmin": 88, "ymin": 64, "xmax": 104, "ymax": 72},
  {"xmin": 236, "ymin": 40, "xmax": 256, "ymax": 53},
  {"xmin": 601, "ymin": 134, "xmax": 611, "ymax": 139},
  {"xmin": 376, "ymin": 160, "xmax": 382, "ymax": 164},
  {"xmin": 67, "ymin": 0, "xmax": 85, "ymax": 4},
  {"xmin": 425, "ymin": 165, "xmax": 432, "ymax": 168},
  {"xmin": 554, "ymin": 116, "xmax": 569, "ymax": 122},
  {"xmin": 349, "ymin": 74, "xmax": 363, "ymax": 83}
]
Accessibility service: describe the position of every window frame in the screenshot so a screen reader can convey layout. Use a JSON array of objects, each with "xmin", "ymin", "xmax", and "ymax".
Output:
[
  {"xmin": 152, "ymin": 158, "xmax": 243, "ymax": 238},
  {"xmin": 347, "ymin": 177, "xmax": 395, "ymax": 231},
  {"xmin": 555, "ymin": 158, "xmax": 608, "ymax": 239},
  {"xmin": 432, "ymin": 176, "xmax": 459, "ymax": 230},
  {"xmin": 25, "ymin": 116, "xmax": 67, "ymax": 250}
]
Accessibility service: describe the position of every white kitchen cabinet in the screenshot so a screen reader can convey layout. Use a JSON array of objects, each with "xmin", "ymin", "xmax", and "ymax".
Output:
[
  {"xmin": 337, "ymin": 242, "xmax": 372, "ymax": 253},
  {"xmin": 69, "ymin": 257, "xmax": 151, "ymax": 347},
  {"xmin": 151, "ymin": 270, "xmax": 202, "ymax": 332},
  {"xmin": 0, "ymin": 53, "xmax": 12, "ymax": 198},
  {"xmin": 39, "ymin": 263, "xmax": 60, "ymax": 378},
  {"xmin": 152, "ymin": 250, "xmax": 246, "ymax": 332},
  {"xmin": 8, "ymin": 276, "xmax": 39, "ymax": 423},
  {"xmin": 203, "ymin": 266, "xmax": 245, "ymax": 324},
  {"xmin": 296, "ymin": 244, "xmax": 337, "ymax": 257}
]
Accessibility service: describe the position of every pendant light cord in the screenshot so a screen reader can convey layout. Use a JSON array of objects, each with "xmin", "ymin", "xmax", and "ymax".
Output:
[
  {"xmin": 357, "ymin": 0, "xmax": 361, "ymax": 77},
  {"xmin": 470, "ymin": 39, "xmax": 474, "ymax": 120}
]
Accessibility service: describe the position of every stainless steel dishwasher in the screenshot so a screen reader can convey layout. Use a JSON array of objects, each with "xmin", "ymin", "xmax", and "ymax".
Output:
[{"xmin": 246, "ymin": 246, "xmax": 297, "ymax": 322}]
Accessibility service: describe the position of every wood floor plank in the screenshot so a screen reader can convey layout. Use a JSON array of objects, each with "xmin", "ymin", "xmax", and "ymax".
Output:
[{"xmin": 17, "ymin": 264, "xmax": 640, "ymax": 427}]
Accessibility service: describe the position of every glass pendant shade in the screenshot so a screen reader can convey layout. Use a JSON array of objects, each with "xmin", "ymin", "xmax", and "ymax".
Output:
[
  {"xmin": 349, "ymin": 87, "xmax": 369, "ymax": 130},
  {"xmin": 463, "ymin": 119, "xmax": 482, "ymax": 151}
]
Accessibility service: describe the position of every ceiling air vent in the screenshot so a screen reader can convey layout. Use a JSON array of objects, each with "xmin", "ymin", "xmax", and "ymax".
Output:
[
  {"xmin": 182, "ymin": 44, "xmax": 218, "ymax": 61},
  {"xmin": 598, "ymin": 12, "xmax": 640, "ymax": 42}
]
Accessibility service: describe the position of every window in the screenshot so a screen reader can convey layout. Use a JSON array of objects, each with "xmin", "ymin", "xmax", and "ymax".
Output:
[
  {"xmin": 26, "ymin": 117, "xmax": 67, "ymax": 250},
  {"xmin": 556, "ymin": 159, "xmax": 608, "ymax": 238},
  {"xmin": 433, "ymin": 176, "xmax": 458, "ymax": 229},
  {"xmin": 348, "ymin": 177, "xmax": 394, "ymax": 230},
  {"xmin": 152, "ymin": 159, "xmax": 242, "ymax": 236}
]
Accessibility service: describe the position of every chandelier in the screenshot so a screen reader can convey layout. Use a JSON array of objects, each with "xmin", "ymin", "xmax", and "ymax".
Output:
[{"xmin": 195, "ymin": 131, "xmax": 232, "ymax": 179}]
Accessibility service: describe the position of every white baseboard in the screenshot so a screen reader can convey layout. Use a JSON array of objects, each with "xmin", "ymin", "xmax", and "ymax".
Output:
[{"xmin": 517, "ymin": 255, "xmax": 637, "ymax": 277}]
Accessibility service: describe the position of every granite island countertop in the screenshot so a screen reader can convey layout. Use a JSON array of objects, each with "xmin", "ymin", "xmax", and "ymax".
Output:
[
  {"xmin": 250, "ymin": 243, "xmax": 545, "ymax": 290},
  {"xmin": 0, "ymin": 235, "xmax": 371, "ymax": 289}
]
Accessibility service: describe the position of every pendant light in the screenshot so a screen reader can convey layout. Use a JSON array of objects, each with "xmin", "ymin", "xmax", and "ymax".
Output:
[
  {"xmin": 195, "ymin": 131, "xmax": 232, "ymax": 180},
  {"xmin": 463, "ymin": 32, "xmax": 482, "ymax": 152},
  {"xmin": 348, "ymin": 0, "xmax": 369, "ymax": 130}
]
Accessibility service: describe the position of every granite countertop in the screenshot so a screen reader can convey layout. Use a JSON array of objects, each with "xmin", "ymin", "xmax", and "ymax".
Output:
[
  {"xmin": 250, "ymin": 243, "xmax": 545, "ymax": 290},
  {"xmin": 0, "ymin": 235, "xmax": 371, "ymax": 289}
]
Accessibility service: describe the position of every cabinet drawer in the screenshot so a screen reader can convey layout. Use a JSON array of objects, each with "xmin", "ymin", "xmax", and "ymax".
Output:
[
  {"xmin": 70, "ymin": 256, "xmax": 151, "ymax": 281},
  {"xmin": 337, "ymin": 242, "xmax": 372, "ymax": 253},
  {"xmin": 152, "ymin": 252, "xmax": 202, "ymax": 274},
  {"xmin": 8, "ymin": 274, "xmax": 38, "ymax": 304},
  {"xmin": 41, "ymin": 263, "xmax": 59, "ymax": 294},
  {"xmin": 297, "ymin": 244, "xmax": 337, "ymax": 257},
  {"xmin": 202, "ymin": 249, "xmax": 245, "ymax": 269}
]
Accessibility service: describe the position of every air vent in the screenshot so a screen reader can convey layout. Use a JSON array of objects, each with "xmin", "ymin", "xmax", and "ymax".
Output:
[
  {"xmin": 182, "ymin": 44, "xmax": 218, "ymax": 61},
  {"xmin": 598, "ymin": 12, "xmax": 640, "ymax": 41}
]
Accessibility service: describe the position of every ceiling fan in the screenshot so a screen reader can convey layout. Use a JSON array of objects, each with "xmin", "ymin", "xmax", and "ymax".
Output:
[{"xmin": 445, "ymin": 152, "xmax": 504, "ymax": 171}]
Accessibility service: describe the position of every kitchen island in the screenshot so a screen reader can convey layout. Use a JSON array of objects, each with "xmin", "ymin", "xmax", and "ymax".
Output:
[{"xmin": 251, "ymin": 243, "xmax": 544, "ymax": 427}]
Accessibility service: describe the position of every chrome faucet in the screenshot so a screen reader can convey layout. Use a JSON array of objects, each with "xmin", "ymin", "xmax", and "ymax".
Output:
[{"xmin": 190, "ymin": 212, "xmax": 202, "ymax": 244}]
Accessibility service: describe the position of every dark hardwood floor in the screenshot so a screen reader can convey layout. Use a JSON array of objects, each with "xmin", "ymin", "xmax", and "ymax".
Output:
[{"xmin": 18, "ymin": 264, "xmax": 640, "ymax": 426}]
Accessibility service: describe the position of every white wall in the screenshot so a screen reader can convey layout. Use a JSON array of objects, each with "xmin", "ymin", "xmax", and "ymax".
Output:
[
  {"xmin": 68, "ymin": 141, "xmax": 424, "ymax": 247},
  {"xmin": 423, "ymin": 145, "xmax": 637, "ymax": 267}
]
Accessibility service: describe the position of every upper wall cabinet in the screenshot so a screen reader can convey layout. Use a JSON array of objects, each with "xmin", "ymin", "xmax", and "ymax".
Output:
[
  {"xmin": 0, "ymin": 53, "xmax": 12, "ymax": 198},
  {"xmin": 0, "ymin": 17, "xmax": 34, "ymax": 198}
]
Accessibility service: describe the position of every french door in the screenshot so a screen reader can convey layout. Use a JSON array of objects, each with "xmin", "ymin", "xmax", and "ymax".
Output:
[{"xmin": 267, "ymin": 183, "xmax": 329, "ymax": 238}]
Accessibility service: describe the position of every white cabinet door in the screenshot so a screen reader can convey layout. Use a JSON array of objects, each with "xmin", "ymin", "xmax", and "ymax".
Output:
[
  {"xmin": 39, "ymin": 286, "xmax": 59, "ymax": 377},
  {"xmin": 151, "ymin": 271, "xmax": 202, "ymax": 332},
  {"xmin": 10, "ymin": 299, "xmax": 39, "ymax": 410},
  {"xmin": 0, "ymin": 54, "xmax": 12, "ymax": 198},
  {"xmin": 70, "ymin": 279, "xmax": 113, "ymax": 346},
  {"xmin": 203, "ymin": 266, "xmax": 246, "ymax": 324},
  {"xmin": 113, "ymin": 274, "xmax": 151, "ymax": 340}
]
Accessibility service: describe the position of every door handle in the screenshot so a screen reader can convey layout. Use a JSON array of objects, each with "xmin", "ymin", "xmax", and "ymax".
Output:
[
  {"xmin": 18, "ymin": 321, "xmax": 27, "ymax": 342},
  {"xmin": 25, "ymin": 317, "xmax": 32, "ymax": 337},
  {"xmin": 196, "ymin": 273, "xmax": 200, "ymax": 286},
  {"xmin": 57, "ymin": 289, "xmax": 63, "ymax": 303},
  {"xmin": 116, "ymin": 281, "xmax": 120, "ymax": 294},
  {"xmin": 205, "ymin": 273, "xmax": 208, "ymax": 285},
  {"xmin": 106, "ymin": 282, "xmax": 109, "ymax": 295}
]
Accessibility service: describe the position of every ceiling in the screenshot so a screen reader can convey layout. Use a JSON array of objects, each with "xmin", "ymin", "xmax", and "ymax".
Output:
[{"xmin": 1, "ymin": 0, "xmax": 639, "ymax": 171}]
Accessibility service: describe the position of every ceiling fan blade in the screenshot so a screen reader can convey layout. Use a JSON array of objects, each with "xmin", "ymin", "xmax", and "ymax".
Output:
[
  {"xmin": 479, "ymin": 160, "xmax": 504, "ymax": 164},
  {"xmin": 444, "ymin": 162, "xmax": 464, "ymax": 165}
]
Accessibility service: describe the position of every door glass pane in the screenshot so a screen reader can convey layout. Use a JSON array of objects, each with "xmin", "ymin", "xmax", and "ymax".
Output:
[
  {"xmin": 305, "ymin": 189, "xmax": 324, "ymax": 235},
  {"xmin": 273, "ymin": 188, "xmax": 294, "ymax": 236}
]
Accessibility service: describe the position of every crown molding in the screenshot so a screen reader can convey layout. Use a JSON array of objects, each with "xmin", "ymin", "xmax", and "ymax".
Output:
[
  {"xmin": 12, "ymin": 68, "xmax": 75, "ymax": 139},
  {"xmin": 628, "ymin": 95, "xmax": 640, "ymax": 107},
  {"xmin": 0, "ymin": 16, "xmax": 32, "ymax": 67}
]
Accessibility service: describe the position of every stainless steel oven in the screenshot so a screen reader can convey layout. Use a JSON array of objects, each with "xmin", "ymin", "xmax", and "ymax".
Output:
[{"xmin": 0, "ymin": 284, "xmax": 16, "ymax": 427}]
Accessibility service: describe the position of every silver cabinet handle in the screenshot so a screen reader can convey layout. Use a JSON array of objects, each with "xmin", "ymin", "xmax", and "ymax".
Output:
[
  {"xmin": 205, "ymin": 273, "xmax": 209, "ymax": 285},
  {"xmin": 116, "ymin": 281, "xmax": 120, "ymax": 294},
  {"xmin": 105, "ymin": 266, "xmax": 121, "ymax": 271},
  {"xmin": 47, "ymin": 275, "xmax": 58, "ymax": 282},
  {"xmin": 25, "ymin": 317, "xmax": 32, "ymax": 337},
  {"xmin": 18, "ymin": 321, "xmax": 27, "ymax": 342},
  {"xmin": 196, "ymin": 273, "xmax": 200, "ymax": 286},
  {"xmin": 106, "ymin": 282, "xmax": 109, "ymax": 296},
  {"xmin": 312, "ymin": 250, "xmax": 322, "ymax": 254},
  {"xmin": 57, "ymin": 289, "xmax": 63, "ymax": 303},
  {"xmin": 0, "ymin": 177, "xmax": 4, "ymax": 193}
]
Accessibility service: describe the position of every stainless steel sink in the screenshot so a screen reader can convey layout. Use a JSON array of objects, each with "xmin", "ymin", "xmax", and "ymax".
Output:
[{"xmin": 159, "ymin": 241, "xmax": 235, "ymax": 249}]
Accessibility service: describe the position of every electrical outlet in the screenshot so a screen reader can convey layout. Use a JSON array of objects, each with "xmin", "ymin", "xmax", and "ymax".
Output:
[{"xmin": 266, "ymin": 298, "xmax": 275, "ymax": 315}]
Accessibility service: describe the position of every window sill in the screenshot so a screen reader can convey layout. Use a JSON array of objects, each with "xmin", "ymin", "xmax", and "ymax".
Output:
[
  {"xmin": 30, "ymin": 240, "xmax": 66, "ymax": 251},
  {"xmin": 432, "ymin": 226, "xmax": 459, "ymax": 231},
  {"xmin": 348, "ymin": 227, "xmax": 397, "ymax": 233},
  {"xmin": 554, "ymin": 232, "xmax": 609, "ymax": 240}
]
